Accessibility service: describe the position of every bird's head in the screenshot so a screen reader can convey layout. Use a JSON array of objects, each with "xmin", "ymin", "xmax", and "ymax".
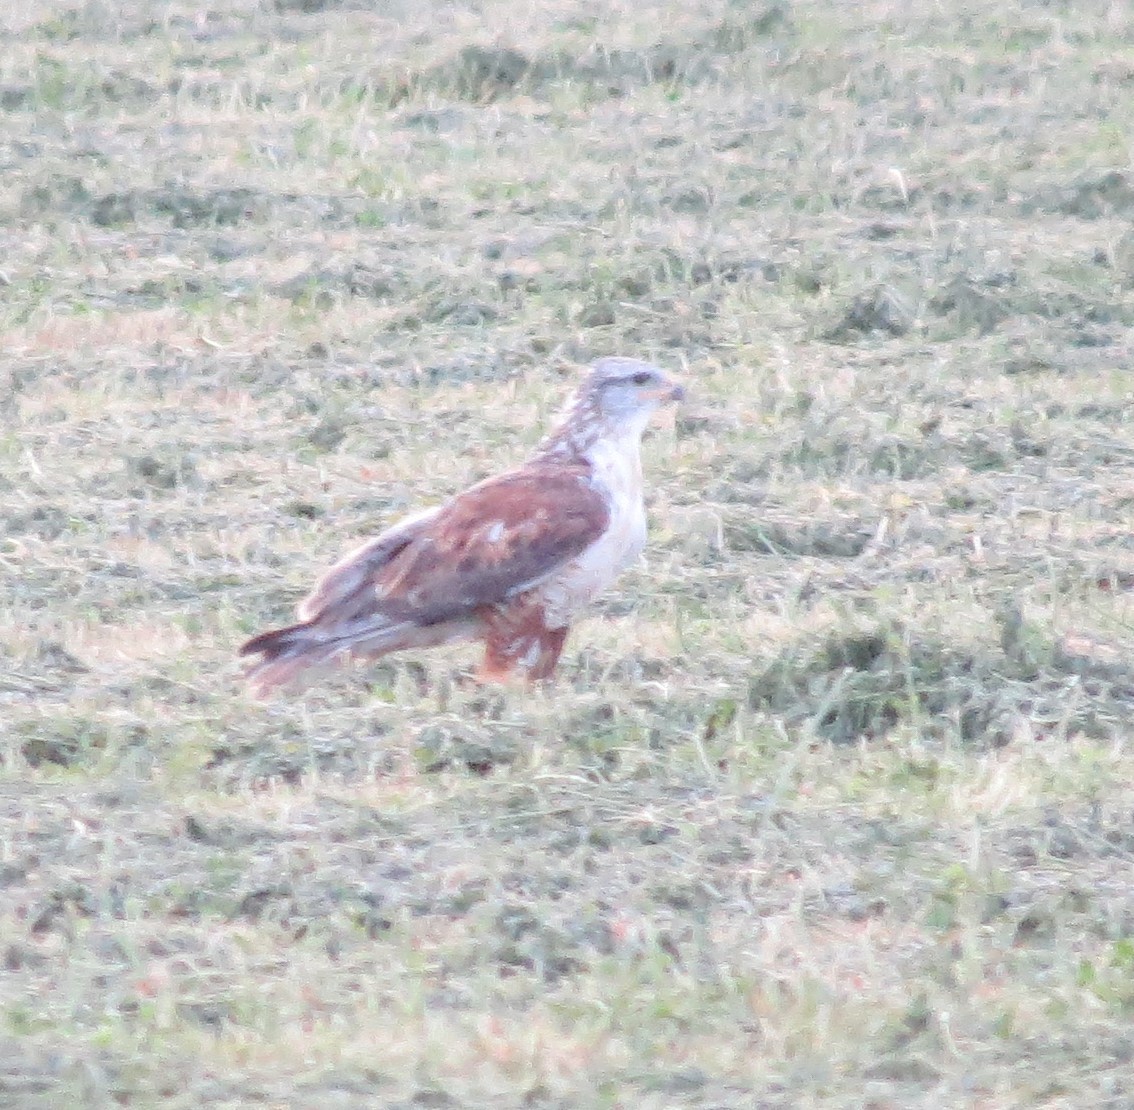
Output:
[
  {"xmin": 536, "ymin": 357, "xmax": 684, "ymax": 461},
  {"xmin": 578, "ymin": 357, "xmax": 685, "ymax": 435}
]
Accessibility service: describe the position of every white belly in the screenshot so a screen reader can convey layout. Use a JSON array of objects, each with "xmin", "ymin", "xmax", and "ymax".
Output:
[{"xmin": 540, "ymin": 433, "xmax": 647, "ymax": 627}]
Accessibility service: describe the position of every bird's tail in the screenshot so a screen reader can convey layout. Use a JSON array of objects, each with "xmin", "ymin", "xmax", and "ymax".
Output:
[
  {"xmin": 239, "ymin": 621, "xmax": 348, "ymax": 696},
  {"xmin": 239, "ymin": 616, "xmax": 476, "ymax": 696}
]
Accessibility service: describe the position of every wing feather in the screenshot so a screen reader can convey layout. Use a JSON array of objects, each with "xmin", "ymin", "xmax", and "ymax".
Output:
[
  {"xmin": 367, "ymin": 464, "xmax": 607, "ymax": 625},
  {"xmin": 239, "ymin": 462, "xmax": 603, "ymax": 692},
  {"xmin": 294, "ymin": 462, "xmax": 607, "ymax": 634},
  {"xmin": 296, "ymin": 506, "xmax": 438, "ymax": 621}
]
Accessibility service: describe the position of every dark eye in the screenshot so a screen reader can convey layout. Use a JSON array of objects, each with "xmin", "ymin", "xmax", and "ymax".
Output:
[{"xmin": 630, "ymin": 371, "xmax": 653, "ymax": 386}]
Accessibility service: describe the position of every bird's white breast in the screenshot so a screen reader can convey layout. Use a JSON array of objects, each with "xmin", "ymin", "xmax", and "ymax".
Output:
[{"xmin": 540, "ymin": 429, "xmax": 647, "ymax": 627}]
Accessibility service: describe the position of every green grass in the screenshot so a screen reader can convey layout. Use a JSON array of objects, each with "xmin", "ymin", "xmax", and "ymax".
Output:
[{"xmin": 4, "ymin": 0, "xmax": 1134, "ymax": 1104}]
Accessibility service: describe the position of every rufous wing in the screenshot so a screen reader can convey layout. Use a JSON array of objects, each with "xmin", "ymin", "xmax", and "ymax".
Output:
[
  {"xmin": 368, "ymin": 462, "xmax": 609, "ymax": 624},
  {"xmin": 296, "ymin": 506, "xmax": 439, "ymax": 622},
  {"xmin": 239, "ymin": 462, "xmax": 609, "ymax": 693}
]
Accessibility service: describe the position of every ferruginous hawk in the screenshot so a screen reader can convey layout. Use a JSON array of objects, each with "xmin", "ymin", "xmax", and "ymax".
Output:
[{"xmin": 239, "ymin": 357, "xmax": 683, "ymax": 693}]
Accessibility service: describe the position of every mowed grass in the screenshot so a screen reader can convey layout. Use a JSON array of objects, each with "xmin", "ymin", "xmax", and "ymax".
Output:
[{"xmin": 3, "ymin": 0, "xmax": 1134, "ymax": 1103}]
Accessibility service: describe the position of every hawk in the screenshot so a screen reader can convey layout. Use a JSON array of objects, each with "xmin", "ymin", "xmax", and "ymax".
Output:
[{"xmin": 239, "ymin": 357, "xmax": 684, "ymax": 694}]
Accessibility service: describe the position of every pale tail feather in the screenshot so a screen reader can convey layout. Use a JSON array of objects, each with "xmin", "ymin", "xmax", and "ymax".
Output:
[
  {"xmin": 239, "ymin": 620, "xmax": 348, "ymax": 695},
  {"xmin": 239, "ymin": 616, "xmax": 480, "ymax": 695}
]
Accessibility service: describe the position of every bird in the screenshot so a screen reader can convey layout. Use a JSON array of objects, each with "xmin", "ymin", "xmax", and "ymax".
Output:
[{"xmin": 239, "ymin": 357, "xmax": 684, "ymax": 694}]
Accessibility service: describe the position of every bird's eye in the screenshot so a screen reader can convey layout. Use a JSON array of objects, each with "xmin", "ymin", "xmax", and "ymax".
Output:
[{"xmin": 630, "ymin": 371, "xmax": 653, "ymax": 386}]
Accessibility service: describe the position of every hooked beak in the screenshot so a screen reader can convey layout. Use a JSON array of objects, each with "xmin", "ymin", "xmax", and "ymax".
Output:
[{"xmin": 646, "ymin": 378, "xmax": 685, "ymax": 404}]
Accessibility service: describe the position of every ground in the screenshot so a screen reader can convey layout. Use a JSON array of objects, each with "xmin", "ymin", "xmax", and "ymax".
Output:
[{"xmin": 3, "ymin": 0, "xmax": 1134, "ymax": 1105}]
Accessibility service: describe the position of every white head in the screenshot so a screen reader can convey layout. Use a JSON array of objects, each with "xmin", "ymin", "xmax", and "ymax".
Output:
[
  {"xmin": 586, "ymin": 356, "xmax": 684, "ymax": 421},
  {"xmin": 537, "ymin": 356, "xmax": 684, "ymax": 459}
]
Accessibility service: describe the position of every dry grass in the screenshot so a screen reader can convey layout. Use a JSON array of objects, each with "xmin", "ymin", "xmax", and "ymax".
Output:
[{"xmin": 4, "ymin": 0, "xmax": 1134, "ymax": 1104}]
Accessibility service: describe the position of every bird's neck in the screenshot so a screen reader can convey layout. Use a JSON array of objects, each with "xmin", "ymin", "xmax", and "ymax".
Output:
[
  {"xmin": 531, "ymin": 398, "xmax": 646, "ymax": 496},
  {"xmin": 534, "ymin": 396, "xmax": 632, "ymax": 455}
]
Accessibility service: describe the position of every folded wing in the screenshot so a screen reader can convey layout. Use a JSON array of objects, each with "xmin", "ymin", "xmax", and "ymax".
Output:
[
  {"xmin": 363, "ymin": 463, "xmax": 609, "ymax": 624},
  {"xmin": 297, "ymin": 506, "xmax": 440, "ymax": 622},
  {"xmin": 239, "ymin": 463, "xmax": 609, "ymax": 691}
]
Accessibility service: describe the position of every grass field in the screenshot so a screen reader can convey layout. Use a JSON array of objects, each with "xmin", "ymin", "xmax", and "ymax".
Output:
[{"xmin": 4, "ymin": 0, "xmax": 1134, "ymax": 1104}]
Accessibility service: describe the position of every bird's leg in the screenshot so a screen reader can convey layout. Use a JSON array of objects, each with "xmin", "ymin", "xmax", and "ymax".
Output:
[
  {"xmin": 525, "ymin": 626, "xmax": 568, "ymax": 681},
  {"xmin": 475, "ymin": 652, "xmax": 519, "ymax": 685},
  {"xmin": 479, "ymin": 613, "xmax": 569, "ymax": 684}
]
